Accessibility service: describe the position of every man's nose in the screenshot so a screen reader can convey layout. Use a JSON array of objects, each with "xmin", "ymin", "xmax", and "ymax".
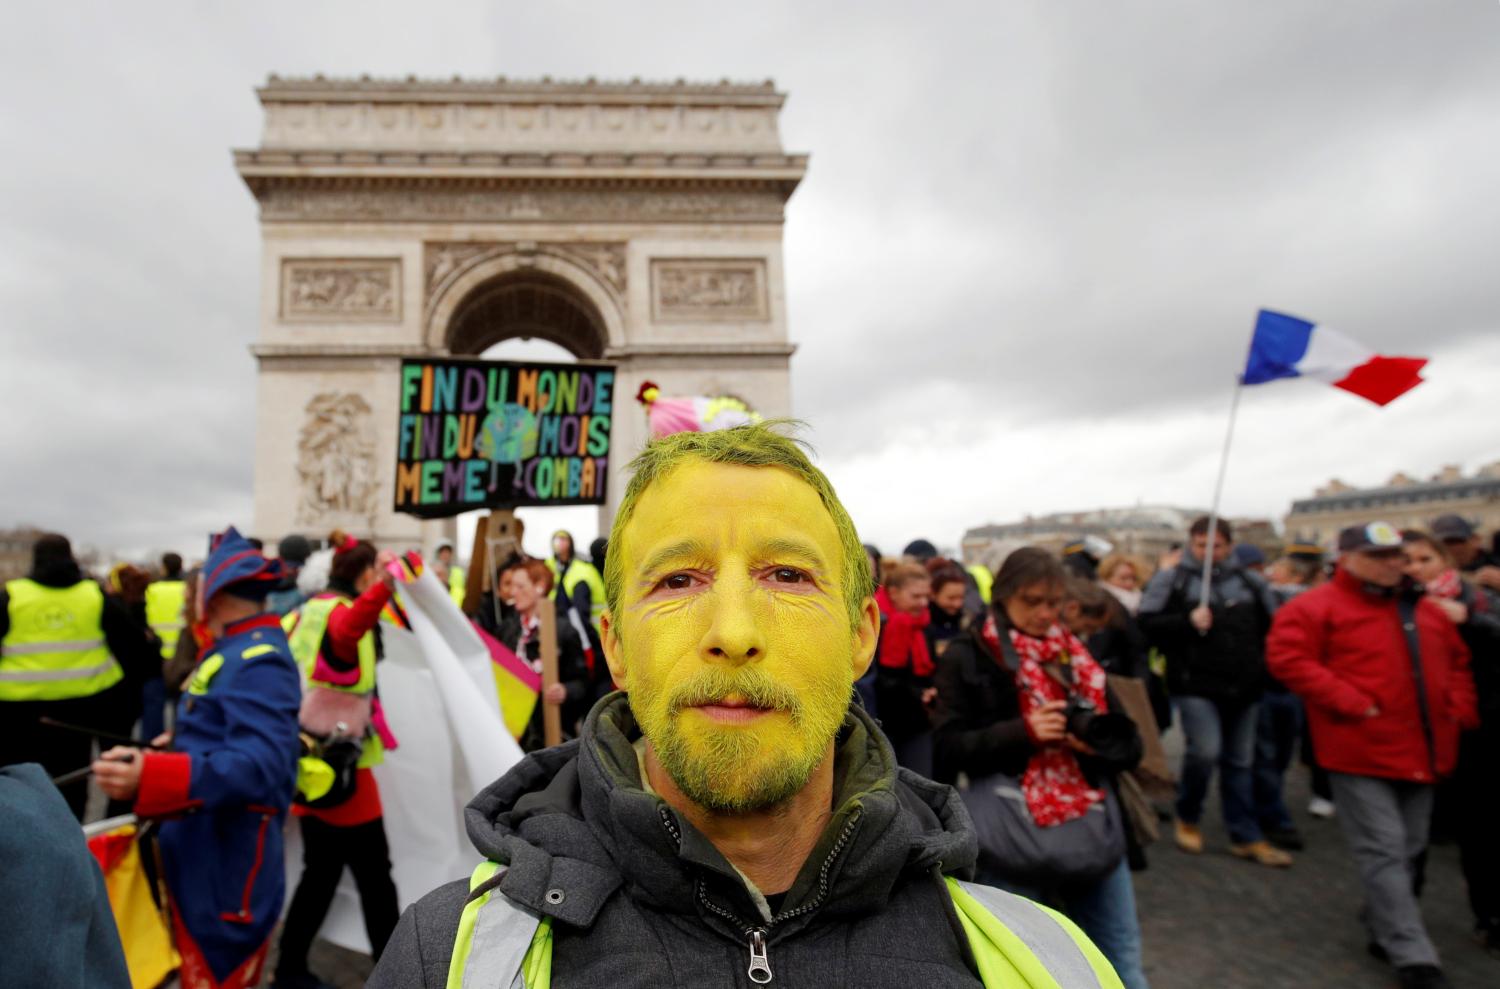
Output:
[{"xmin": 701, "ymin": 575, "xmax": 766, "ymax": 665}]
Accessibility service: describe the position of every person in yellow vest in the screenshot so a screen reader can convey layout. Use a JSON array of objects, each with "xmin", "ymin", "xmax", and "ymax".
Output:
[
  {"xmin": 436, "ymin": 543, "xmax": 466, "ymax": 609},
  {"xmin": 276, "ymin": 530, "xmax": 402, "ymax": 989},
  {"xmin": 141, "ymin": 552, "xmax": 187, "ymax": 740},
  {"xmin": 0, "ymin": 533, "xmax": 154, "ymax": 819},
  {"xmin": 547, "ymin": 530, "xmax": 606, "ymax": 634},
  {"xmin": 368, "ymin": 424, "xmax": 1122, "ymax": 989}
]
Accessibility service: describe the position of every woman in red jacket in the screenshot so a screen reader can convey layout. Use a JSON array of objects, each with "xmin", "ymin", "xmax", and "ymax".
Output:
[
  {"xmin": 275, "ymin": 533, "xmax": 401, "ymax": 989},
  {"xmin": 873, "ymin": 560, "xmax": 935, "ymax": 775}
]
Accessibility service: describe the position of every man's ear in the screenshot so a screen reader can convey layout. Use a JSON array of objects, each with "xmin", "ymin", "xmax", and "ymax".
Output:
[
  {"xmin": 851, "ymin": 595, "xmax": 879, "ymax": 680},
  {"xmin": 601, "ymin": 611, "xmax": 628, "ymax": 689}
]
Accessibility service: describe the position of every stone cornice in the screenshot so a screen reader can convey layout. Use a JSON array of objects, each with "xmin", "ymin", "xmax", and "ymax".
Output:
[
  {"xmin": 253, "ymin": 343, "xmax": 431, "ymax": 359},
  {"xmin": 242, "ymin": 176, "xmax": 798, "ymax": 224},
  {"xmin": 258, "ymin": 74, "xmax": 786, "ymax": 107},
  {"xmin": 234, "ymin": 149, "xmax": 808, "ymax": 184},
  {"xmin": 605, "ymin": 342, "xmax": 797, "ymax": 359}
]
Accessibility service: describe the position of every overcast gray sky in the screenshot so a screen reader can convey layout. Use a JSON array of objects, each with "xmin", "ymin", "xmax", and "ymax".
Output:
[{"xmin": 2, "ymin": 1, "xmax": 1497, "ymax": 560}]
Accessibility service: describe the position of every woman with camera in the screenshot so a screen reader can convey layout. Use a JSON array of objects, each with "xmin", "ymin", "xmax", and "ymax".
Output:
[{"xmin": 934, "ymin": 546, "xmax": 1149, "ymax": 989}]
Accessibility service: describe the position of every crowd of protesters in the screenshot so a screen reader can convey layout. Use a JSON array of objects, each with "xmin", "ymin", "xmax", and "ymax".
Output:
[{"xmin": 1, "ymin": 505, "xmax": 1497, "ymax": 989}]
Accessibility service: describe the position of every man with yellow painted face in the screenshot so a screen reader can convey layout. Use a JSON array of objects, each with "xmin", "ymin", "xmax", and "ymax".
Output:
[{"xmin": 370, "ymin": 423, "xmax": 1124, "ymax": 989}]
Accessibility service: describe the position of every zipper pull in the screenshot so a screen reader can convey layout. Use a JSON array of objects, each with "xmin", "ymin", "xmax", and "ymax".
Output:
[{"xmin": 746, "ymin": 928, "xmax": 772, "ymax": 984}]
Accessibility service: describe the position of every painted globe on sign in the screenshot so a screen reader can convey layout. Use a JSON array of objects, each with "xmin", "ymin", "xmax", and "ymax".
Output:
[{"xmin": 477, "ymin": 403, "xmax": 539, "ymax": 465}]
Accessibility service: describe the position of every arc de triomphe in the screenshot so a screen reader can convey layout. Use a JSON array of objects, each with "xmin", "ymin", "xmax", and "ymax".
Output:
[{"xmin": 234, "ymin": 76, "xmax": 806, "ymax": 548}]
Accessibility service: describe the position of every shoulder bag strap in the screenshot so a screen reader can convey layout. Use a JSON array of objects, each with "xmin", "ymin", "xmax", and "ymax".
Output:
[{"xmin": 1396, "ymin": 594, "xmax": 1438, "ymax": 778}]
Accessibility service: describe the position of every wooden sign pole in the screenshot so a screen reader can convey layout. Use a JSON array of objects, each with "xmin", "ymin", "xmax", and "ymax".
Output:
[
  {"xmin": 538, "ymin": 595, "xmax": 562, "ymax": 747},
  {"xmin": 460, "ymin": 512, "xmax": 490, "ymax": 615}
]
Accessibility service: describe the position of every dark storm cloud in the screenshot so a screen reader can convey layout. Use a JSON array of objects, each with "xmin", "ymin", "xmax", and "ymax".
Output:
[{"xmin": 0, "ymin": 1, "xmax": 1494, "ymax": 552}]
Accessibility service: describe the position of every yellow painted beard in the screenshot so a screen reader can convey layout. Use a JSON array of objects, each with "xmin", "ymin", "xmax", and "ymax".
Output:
[{"xmin": 628, "ymin": 658, "xmax": 855, "ymax": 813}]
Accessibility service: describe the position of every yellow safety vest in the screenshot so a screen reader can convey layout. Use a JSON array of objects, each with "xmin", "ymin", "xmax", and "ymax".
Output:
[
  {"xmin": 966, "ymin": 565, "xmax": 994, "ymax": 605},
  {"xmin": 283, "ymin": 594, "xmax": 383, "ymax": 767},
  {"xmin": 547, "ymin": 558, "xmax": 605, "ymax": 633},
  {"xmin": 1, "ymin": 579, "xmax": 122, "ymax": 702},
  {"xmin": 144, "ymin": 579, "xmax": 186, "ymax": 660},
  {"xmin": 447, "ymin": 862, "xmax": 1122, "ymax": 989}
]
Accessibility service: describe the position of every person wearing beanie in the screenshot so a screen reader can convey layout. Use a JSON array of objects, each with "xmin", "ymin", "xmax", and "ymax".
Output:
[
  {"xmin": 92, "ymin": 526, "xmax": 302, "ymax": 989},
  {"xmin": 0, "ymin": 532, "xmax": 155, "ymax": 819},
  {"xmin": 268, "ymin": 534, "xmax": 314, "ymax": 617},
  {"xmin": 902, "ymin": 537, "xmax": 938, "ymax": 562}
]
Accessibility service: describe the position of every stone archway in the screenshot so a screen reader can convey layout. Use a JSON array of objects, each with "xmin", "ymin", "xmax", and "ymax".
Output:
[
  {"xmin": 424, "ymin": 245, "xmax": 626, "ymax": 358},
  {"xmin": 239, "ymin": 76, "xmax": 805, "ymax": 550}
]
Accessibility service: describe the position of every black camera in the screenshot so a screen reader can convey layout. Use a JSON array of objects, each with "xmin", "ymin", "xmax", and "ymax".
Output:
[
  {"xmin": 1062, "ymin": 696, "xmax": 1140, "ymax": 764},
  {"xmin": 1064, "ymin": 695, "xmax": 1098, "ymax": 738}
]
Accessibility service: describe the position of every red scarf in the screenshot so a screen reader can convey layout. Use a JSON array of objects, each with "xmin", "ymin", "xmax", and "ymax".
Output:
[
  {"xmin": 982, "ymin": 615, "xmax": 1108, "ymax": 826},
  {"xmin": 1426, "ymin": 568, "xmax": 1463, "ymax": 600},
  {"xmin": 875, "ymin": 587, "xmax": 934, "ymax": 677}
]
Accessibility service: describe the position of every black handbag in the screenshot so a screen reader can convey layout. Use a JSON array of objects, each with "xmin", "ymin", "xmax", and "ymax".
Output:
[{"xmin": 960, "ymin": 630, "xmax": 1127, "ymax": 884}]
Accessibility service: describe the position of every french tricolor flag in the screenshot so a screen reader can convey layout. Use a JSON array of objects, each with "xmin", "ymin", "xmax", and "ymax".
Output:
[{"xmin": 1241, "ymin": 309, "xmax": 1427, "ymax": 406}]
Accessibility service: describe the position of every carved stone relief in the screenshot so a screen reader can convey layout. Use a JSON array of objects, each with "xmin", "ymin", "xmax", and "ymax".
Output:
[
  {"xmin": 256, "ymin": 183, "xmax": 786, "ymax": 224},
  {"xmin": 296, "ymin": 393, "xmax": 378, "ymax": 524},
  {"xmin": 423, "ymin": 241, "xmax": 627, "ymax": 308},
  {"xmin": 281, "ymin": 259, "xmax": 401, "ymax": 321},
  {"xmin": 651, "ymin": 259, "xmax": 768, "ymax": 321}
]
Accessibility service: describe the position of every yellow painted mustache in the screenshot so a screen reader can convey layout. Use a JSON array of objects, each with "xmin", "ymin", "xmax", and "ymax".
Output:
[{"xmin": 666, "ymin": 668, "xmax": 805, "ymax": 722}]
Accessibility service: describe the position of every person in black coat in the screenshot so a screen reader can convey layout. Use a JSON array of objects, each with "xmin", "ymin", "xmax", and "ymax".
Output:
[{"xmin": 933, "ymin": 546, "xmax": 1149, "ymax": 989}]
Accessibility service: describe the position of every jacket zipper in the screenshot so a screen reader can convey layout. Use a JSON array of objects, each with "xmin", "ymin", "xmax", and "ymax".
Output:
[{"xmin": 661, "ymin": 805, "xmax": 862, "ymax": 985}]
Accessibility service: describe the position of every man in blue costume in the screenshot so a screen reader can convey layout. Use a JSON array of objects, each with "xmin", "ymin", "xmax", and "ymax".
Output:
[{"xmin": 94, "ymin": 527, "xmax": 302, "ymax": 989}]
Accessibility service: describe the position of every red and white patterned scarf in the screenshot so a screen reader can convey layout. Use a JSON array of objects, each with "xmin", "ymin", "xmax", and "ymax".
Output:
[
  {"xmin": 982, "ymin": 615, "xmax": 1109, "ymax": 827},
  {"xmin": 1425, "ymin": 568, "xmax": 1463, "ymax": 600}
]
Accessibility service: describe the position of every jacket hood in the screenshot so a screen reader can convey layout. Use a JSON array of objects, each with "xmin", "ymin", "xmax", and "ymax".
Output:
[
  {"xmin": 464, "ymin": 692, "xmax": 977, "ymax": 937},
  {"xmin": 28, "ymin": 558, "xmax": 84, "ymax": 588}
]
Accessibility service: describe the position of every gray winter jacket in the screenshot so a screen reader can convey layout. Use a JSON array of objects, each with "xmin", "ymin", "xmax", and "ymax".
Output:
[{"xmin": 369, "ymin": 692, "xmax": 988, "ymax": 988}]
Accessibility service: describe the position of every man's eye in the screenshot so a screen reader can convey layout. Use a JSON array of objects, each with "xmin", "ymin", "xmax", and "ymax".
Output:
[
  {"xmin": 770, "ymin": 568, "xmax": 808, "ymax": 584},
  {"xmin": 661, "ymin": 573, "xmax": 695, "ymax": 590}
]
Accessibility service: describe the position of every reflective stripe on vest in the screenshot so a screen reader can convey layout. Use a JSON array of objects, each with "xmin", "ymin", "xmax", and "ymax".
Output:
[
  {"xmin": 448, "ymin": 862, "xmax": 551, "ymax": 989},
  {"xmin": 448, "ymin": 863, "xmax": 1122, "ymax": 989},
  {"xmin": 145, "ymin": 580, "xmax": 187, "ymax": 659},
  {"xmin": 948, "ymin": 877, "xmax": 1122, "ymax": 988},
  {"xmin": 1, "ymin": 579, "xmax": 122, "ymax": 701}
]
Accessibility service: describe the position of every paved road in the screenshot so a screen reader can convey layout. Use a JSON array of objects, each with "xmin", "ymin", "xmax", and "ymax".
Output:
[{"xmin": 267, "ymin": 756, "xmax": 1497, "ymax": 989}]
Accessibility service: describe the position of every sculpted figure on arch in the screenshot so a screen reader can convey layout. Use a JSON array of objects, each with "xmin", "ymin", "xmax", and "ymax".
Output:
[{"xmin": 371, "ymin": 423, "xmax": 1123, "ymax": 989}]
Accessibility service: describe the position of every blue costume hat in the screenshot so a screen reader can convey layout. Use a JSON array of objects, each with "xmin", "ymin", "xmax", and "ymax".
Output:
[{"xmin": 202, "ymin": 526, "xmax": 283, "ymax": 602}]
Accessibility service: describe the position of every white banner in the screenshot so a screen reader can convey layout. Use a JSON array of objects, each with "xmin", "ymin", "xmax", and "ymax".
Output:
[{"xmin": 284, "ymin": 570, "xmax": 522, "ymax": 954}]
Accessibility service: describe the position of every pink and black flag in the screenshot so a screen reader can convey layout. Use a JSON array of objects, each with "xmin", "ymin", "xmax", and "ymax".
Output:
[{"xmin": 1242, "ymin": 309, "xmax": 1427, "ymax": 406}]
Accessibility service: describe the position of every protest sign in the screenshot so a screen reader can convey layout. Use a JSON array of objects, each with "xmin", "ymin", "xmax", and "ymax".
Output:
[{"xmin": 393, "ymin": 357, "xmax": 615, "ymax": 518}]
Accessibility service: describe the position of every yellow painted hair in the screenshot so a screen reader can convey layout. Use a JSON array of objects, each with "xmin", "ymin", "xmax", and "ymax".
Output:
[{"xmin": 604, "ymin": 420, "xmax": 872, "ymax": 629}]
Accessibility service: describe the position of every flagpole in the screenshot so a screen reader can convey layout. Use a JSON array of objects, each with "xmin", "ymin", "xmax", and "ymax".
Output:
[{"xmin": 1199, "ymin": 378, "xmax": 1244, "ymax": 612}]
